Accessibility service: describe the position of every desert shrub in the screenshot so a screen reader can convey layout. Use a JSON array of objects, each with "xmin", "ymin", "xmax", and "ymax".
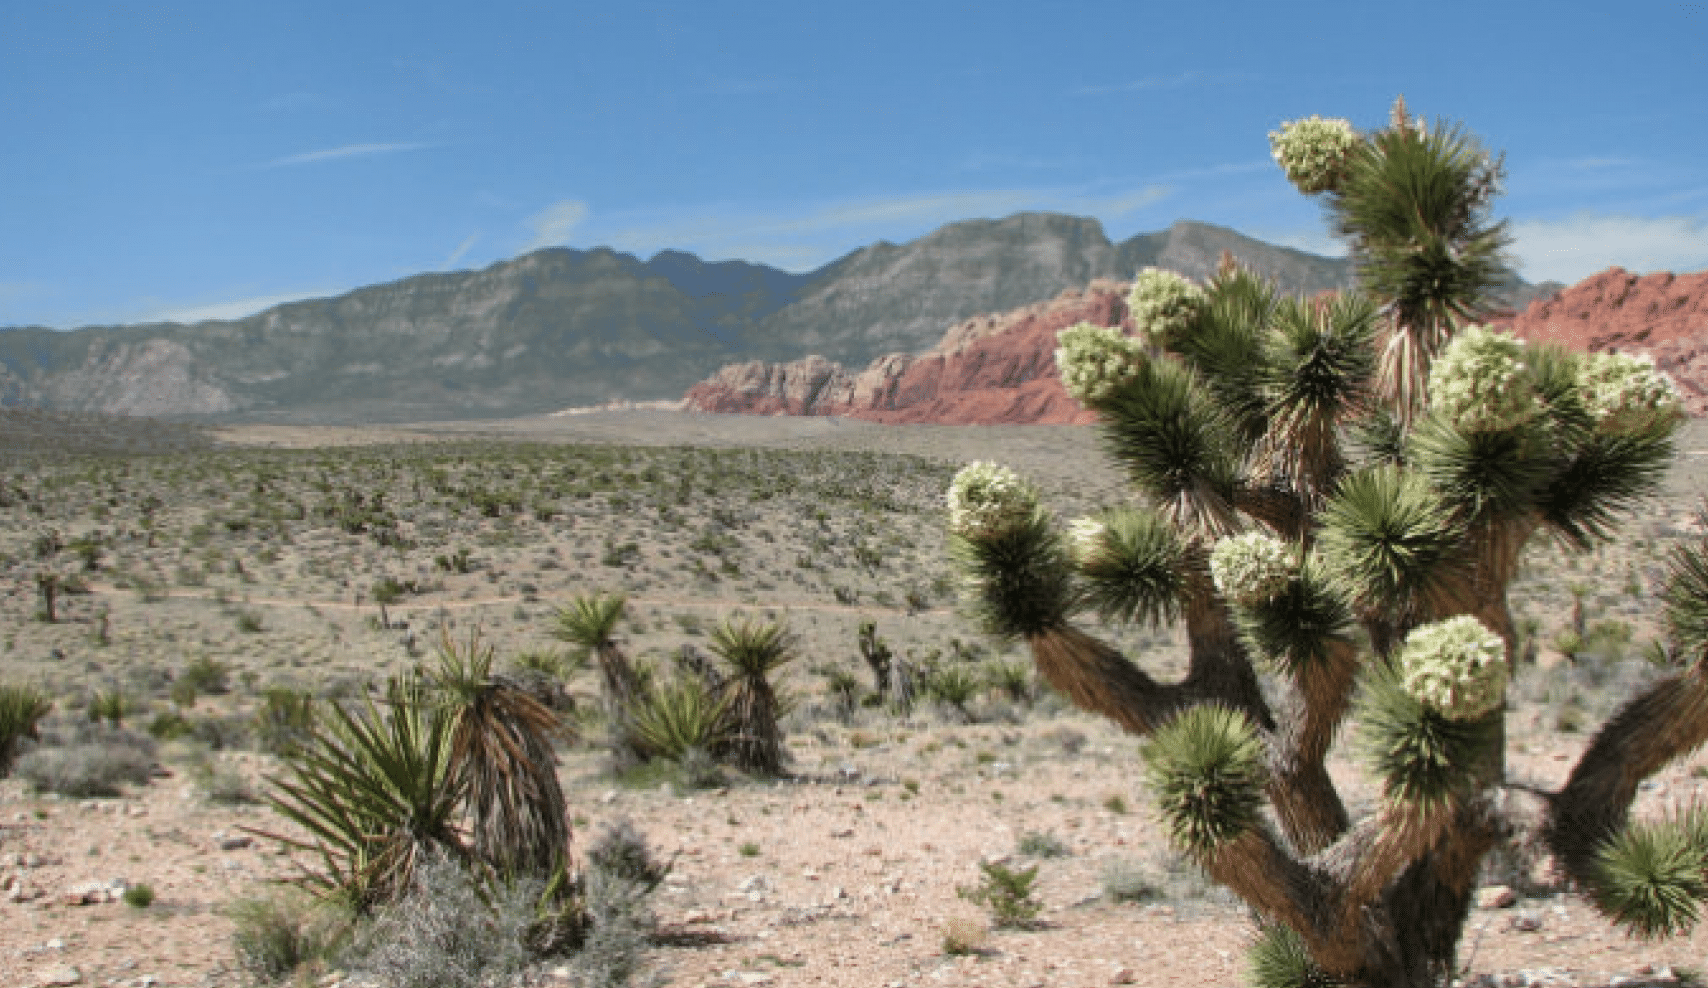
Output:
[
  {"xmin": 941, "ymin": 916, "xmax": 988, "ymax": 956},
  {"xmin": 1100, "ymin": 857, "xmax": 1164, "ymax": 903},
  {"xmin": 627, "ymin": 676, "xmax": 732, "ymax": 764},
  {"xmin": 1017, "ymin": 829, "xmax": 1070, "ymax": 858},
  {"xmin": 0, "ymin": 683, "xmax": 52, "ymax": 776},
  {"xmin": 85, "ymin": 689, "xmax": 131, "ymax": 727},
  {"xmin": 15, "ymin": 724, "xmax": 156, "ymax": 797},
  {"xmin": 180, "ymin": 655, "xmax": 231, "ymax": 695},
  {"xmin": 229, "ymin": 890, "xmax": 351, "ymax": 985},
  {"xmin": 122, "ymin": 883, "xmax": 155, "ymax": 909},
  {"xmin": 147, "ymin": 710, "xmax": 194, "ymax": 741},
  {"xmin": 253, "ymin": 686, "xmax": 316, "ymax": 756},
  {"xmin": 957, "ymin": 860, "xmax": 1042, "ymax": 929},
  {"xmin": 346, "ymin": 852, "xmax": 538, "ymax": 988},
  {"xmin": 570, "ymin": 819, "xmax": 670, "ymax": 988}
]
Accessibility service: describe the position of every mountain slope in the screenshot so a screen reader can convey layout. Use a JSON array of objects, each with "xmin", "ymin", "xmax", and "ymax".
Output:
[{"xmin": 0, "ymin": 213, "xmax": 1545, "ymax": 423}]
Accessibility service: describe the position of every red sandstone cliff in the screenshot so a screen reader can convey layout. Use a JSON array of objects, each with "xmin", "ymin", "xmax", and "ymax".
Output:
[
  {"xmin": 684, "ymin": 267, "xmax": 1708, "ymax": 425},
  {"xmin": 1497, "ymin": 267, "xmax": 1708, "ymax": 414},
  {"xmin": 682, "ymin": 280, "xmax": 1132, "ymax": 425}
]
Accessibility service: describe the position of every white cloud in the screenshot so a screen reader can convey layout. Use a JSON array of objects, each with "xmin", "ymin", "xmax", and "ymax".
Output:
[
  {"xmin": 443, "ymin": 233, "xmax": 481, "ymax": 269},
  {"xmin": 263, "ymin": 142, "xmax": 431, "ymax": 168},
  {"xmin": 1510, "ymin": 214, "xmax": 1708, "ymax": 283},
  {"xmin": 143, "ymin": 288, "xmax": 339, "ymax": 324},
  {"xmin": 524, "ymin": 200, "xmax": 590, "ymax": 250}
]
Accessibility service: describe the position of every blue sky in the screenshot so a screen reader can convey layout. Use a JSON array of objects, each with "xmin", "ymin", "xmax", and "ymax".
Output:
[{"xmin": 3, "ymin": 1, "xmax": 1705, "ymax": 329}]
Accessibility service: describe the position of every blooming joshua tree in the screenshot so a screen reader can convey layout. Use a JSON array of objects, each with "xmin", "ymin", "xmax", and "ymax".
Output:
[{"xmin": 947, "ymin": 98, "xmax": 1699, "ymax": 986}]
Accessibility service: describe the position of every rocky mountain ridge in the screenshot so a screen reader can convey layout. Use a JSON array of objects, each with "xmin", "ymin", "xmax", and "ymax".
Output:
[
  {"xmin": 685, "ymin": 266, "xmax": 1707, "ymax": 425},
  {"xmin": 0, "ymin": 216, "xmax": 1370, "ymax": 423}
]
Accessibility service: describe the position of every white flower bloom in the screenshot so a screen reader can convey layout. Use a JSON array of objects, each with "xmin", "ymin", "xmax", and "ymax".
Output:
[
  {"xmin": 1398, "ymin": 615, "xmax": 1508, "ymax": 721},
  {"xmin": 1209, "ymin": 531, "xmax": 1296, "ymax": 607},
  {"xmin": 1268, "ymin": 116, "xmax": 1359, "ymax": 195},
  {"xmin": 1577, "ymin": 351, "xmax": 1685, "ymax": 434},
  {"xmin": 947, "ymin": 462, "xmax": 1040, "ymax": 540},
  {"xmin": 1428, "ymin": 325, "xmax": 1540, "ymax": 433},
  {"xmin": 1066, "ymin": 516, "xmax": 1109, "ymax": 566},
  {"xmin": 1126, "ymin": 269, "xmax": 1206, "ymax": 351},
  {"xmin": 1055, "ymin": 322, "xmax": 1147, "ymax": 407}
]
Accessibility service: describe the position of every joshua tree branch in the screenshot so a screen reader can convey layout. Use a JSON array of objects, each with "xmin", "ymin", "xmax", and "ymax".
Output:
[
  {"xmin": 1265, "ymin": 640, "xmax": 1360, "ymax": 854},
  {"xmin": 1543, "ymin": 670, "xmax": 1708, "ymax": 884}
]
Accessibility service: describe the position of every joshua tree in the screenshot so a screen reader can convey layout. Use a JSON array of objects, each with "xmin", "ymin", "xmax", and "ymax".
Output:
[
  {"xmin": 944, "ymin": 98, "xmax": 1700, "ymax": 986},
  {"xmin": 707, "ymin": 615, "xmax": 794, "ymax": 775},
  {"xmin": 552, "ymin": 594, "xmax": 646, "ymax": 769},
  {"xmin": 857, "ymin": 620, "xmax": 894, "ymax": 698}
]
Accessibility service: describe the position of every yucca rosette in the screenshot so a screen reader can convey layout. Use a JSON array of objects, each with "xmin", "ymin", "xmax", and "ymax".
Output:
[
  {"xmin": 1427, "ymin": 325, "xmax": 1539, "ymax": 433},
  {"xmin": 1126, "ymin": 268, "xmax": 1206, "ymax": 351},
  {"xmin": 1397, "ymin": 615, "xmax": 1508, "ymax": 720},
  {"xmin": 1055, "ymin": 323, "xmax": 1147, "ymax": 407},
  {"xmin": 1268, "ymin": 115, "xmax": 1359, "ymax": 195},
  {"xmin": 1209, "ymin": 531, "xmax": 1296, "ymax": 608},
  {"xmin": 946, "ymin": 461, "xmax": 1041, "ymax": 540},
  {"xmin": 1577, "ymin": 351, "xmax": 1685, "ymax": 434}
]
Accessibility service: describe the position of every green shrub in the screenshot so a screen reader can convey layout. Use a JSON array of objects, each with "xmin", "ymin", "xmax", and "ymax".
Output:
[
  {"xmin": 1017, "ymin": 829, "xmax": 1070, "ymax": 858},
  {"xmin": 957, "ymin": 860, "xmax": 1042, "ymax": 929},
  {"xmin": 180, "ymin": 655, "xmax": 231, "ymax": 695},
  {"xmin": 122, "ymin": 883, "xmax": 155, "ymax": 909},
  {"xmin": 0, "ymin": 684, "xmax": 52, "ymax": 776},
  {"xmin": 253, "ymin": 686, "xmax": 316, "ymax": 756},
  {"xmin": 228, "ymin": 891, "xmax": 350, "ymax": 985}
]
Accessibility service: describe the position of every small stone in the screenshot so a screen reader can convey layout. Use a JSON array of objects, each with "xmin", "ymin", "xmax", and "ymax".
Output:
[
  {"xmin": 1476, "ymin": 885, "xmax": 1516, "ymax": 909},
  {"xmin": 600, "ymin": 790, "xmax": 617, "ymax": 804},
  {"xmin": 1111, "ymin": 968, "xmax": 1136, "ymax": 984},
  {"xmin": 215, "ymin": 833, "xmax": 252, "ymax": 851},
  {"xmin": 1509, "ymin": 909, "xmax": 1543, "ymax": 932},
  {"xmin": 37, "ymin": 966, "xmax": 81, "ymax": 987}
]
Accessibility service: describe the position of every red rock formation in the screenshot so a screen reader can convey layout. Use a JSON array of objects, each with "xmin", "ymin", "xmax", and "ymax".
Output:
[
  {"xmin": 1497, "ymin": 267, "xmax": 1708, "ymax": 414},
  {"xmin": 682, "ymin": 280, "xmax": 1132, "ymax": 425},
  {"xmin": 684, "ymin": 266, "xmax": 1708, "ymax": 424}
]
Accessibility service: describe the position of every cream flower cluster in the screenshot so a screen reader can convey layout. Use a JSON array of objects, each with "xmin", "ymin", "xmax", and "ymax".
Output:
[
  {"xmin": 1398, "ymin": 615, "xmax": 1508, "ymax": 721},
  {"xmin": 1066, "ymin": 516, "xmax": 1109, "ymax": 566},
  {"xmin": 947, "ymin": 461, "xmax": 1040, "ymax": 540},
  {"xmin": 1209, "ymin": 531, "xmax": 1296, "ymax": 607},
  {"xmin": 1055, "ymin": 323, "xmax": 1147, "ymax": 407},
  {"xmin": 1428, "ymin": 326, "xmax": 1539, "ymax": 433},
  {"xmin": 1127, "ymin": 268, "xmax": 1206, "ymax": 350},
  {"xmin": 1577, "ymin": 351, "xmax": 1685, "ymax": 434},
  {"xmin": 1268, "ymin": 116, "xmax": 1359, "ymax": 195}
]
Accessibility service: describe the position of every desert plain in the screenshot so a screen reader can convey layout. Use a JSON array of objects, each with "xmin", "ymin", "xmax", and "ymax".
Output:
[{"xmin": 6, "ymin": 407, "xmax": 1708, "ymax": 988}]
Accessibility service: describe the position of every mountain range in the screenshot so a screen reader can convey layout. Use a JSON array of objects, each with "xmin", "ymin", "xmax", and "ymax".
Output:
[{"xmin": 0, "ymin": 214, "xmax": 1555, "ymax": 423}]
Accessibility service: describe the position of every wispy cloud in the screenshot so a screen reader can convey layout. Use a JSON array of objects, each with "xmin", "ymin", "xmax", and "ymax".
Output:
[
  {"xmin": 1510, "ymin": 213, "xmax": 1708, "ymax": 283},
  {"xmin": 263, "ymin": 142, "xmax": 431, "ymax": 168},
  {"xmin": 144, "ymin": 288, "xmax": 339, "ymax": 324},
  {"xmin": 1072, "ymin": 71, "xmax": 1250, "ymax": 96},
  {"xmin": 524, "ymin": 200, "xmax": 590, "ymax": 250},
  {"xmin": 443, "ymin": 233, "xmax": 481, "ymax": 269}
]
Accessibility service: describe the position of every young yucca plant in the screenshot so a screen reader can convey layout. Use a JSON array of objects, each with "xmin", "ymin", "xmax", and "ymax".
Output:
[
  {"xmin": 943, "ymin": 98, "xmax": 1699, "ymax": 986},
  {"xmin": 0, "ymin": 683, "xmax": 52, "ymax": 777},
  {"xmin": 259, "ymin": 675, "xmax": 465, "ymax": 913},
  {"xmin": 707, "ymin": 615, "xmax": 795, "ymax": 776},
  {"xmin": 627, "ymin": 675, "xmax": 733, "ymax": 764},
  {"xmin": 551, "ymin": 593, "xmax": 646, "ymax": 769}
]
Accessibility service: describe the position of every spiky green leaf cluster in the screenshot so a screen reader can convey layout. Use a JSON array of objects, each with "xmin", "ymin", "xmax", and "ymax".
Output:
[
  {"xmin": 1427, "ymin": 326, "xmax": 1538, "ymax": 433},
  {"xmin": 1055, "ymin": 322, "xmax": 1148, "ymax": 408},
  {"xmin": 0, "ymin": 684, "xmax": 51, "ymax": 777},
  {"xmin": 1127, "ymin": 267, "xmax": 1207, "ymax": 351},
  {"xmin": 1578, "ymin": 351, "xmax": 1685, "ymax": 435},
  {"xmin": 1070, "ymin": 507, "xmax": 1189, "ymax": 626},
  {"xmin": 1210, "ymin": 530, "xmax": 1296, "ymax": 608},
  {"xmin": 949, "ymin": 509, "xmax": 1074, "ymax": 642},
  {"xmin": 1590, "ymin": 814, "xmax": 1708, "ymax": 939},
  {"xmin": 1142, "ymin": 705, "xmax": 1268, "ymax": 859},
  {"xmin": 1358, "ymin": 663, "xmax": 1502, "ymax": 810},
  {"xmin": 1318, "ymin": 466, "xmax": 1463, "ymax": 623},
  {"xmin": 1397, "ymin": 615, "xmax": 1508, "ymax": 720},
  {"xmin": 1664, "ymin": 530, "xmax": 1708, "ymax": 667},
  {"xmin": 947, "ymin": 461, "xmax": 1043, "ymax": 540},
  {"xmin": 1246, "ymin": 923, "xmax": 1344, "ymax": 988},
  {"xmin": 1230, "ymin": 557, "xmax": 1354, "ymax": 678},
  {"xmin": 1268, "ymin": 115, "xmax": 1359, "ymax": 195}
]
